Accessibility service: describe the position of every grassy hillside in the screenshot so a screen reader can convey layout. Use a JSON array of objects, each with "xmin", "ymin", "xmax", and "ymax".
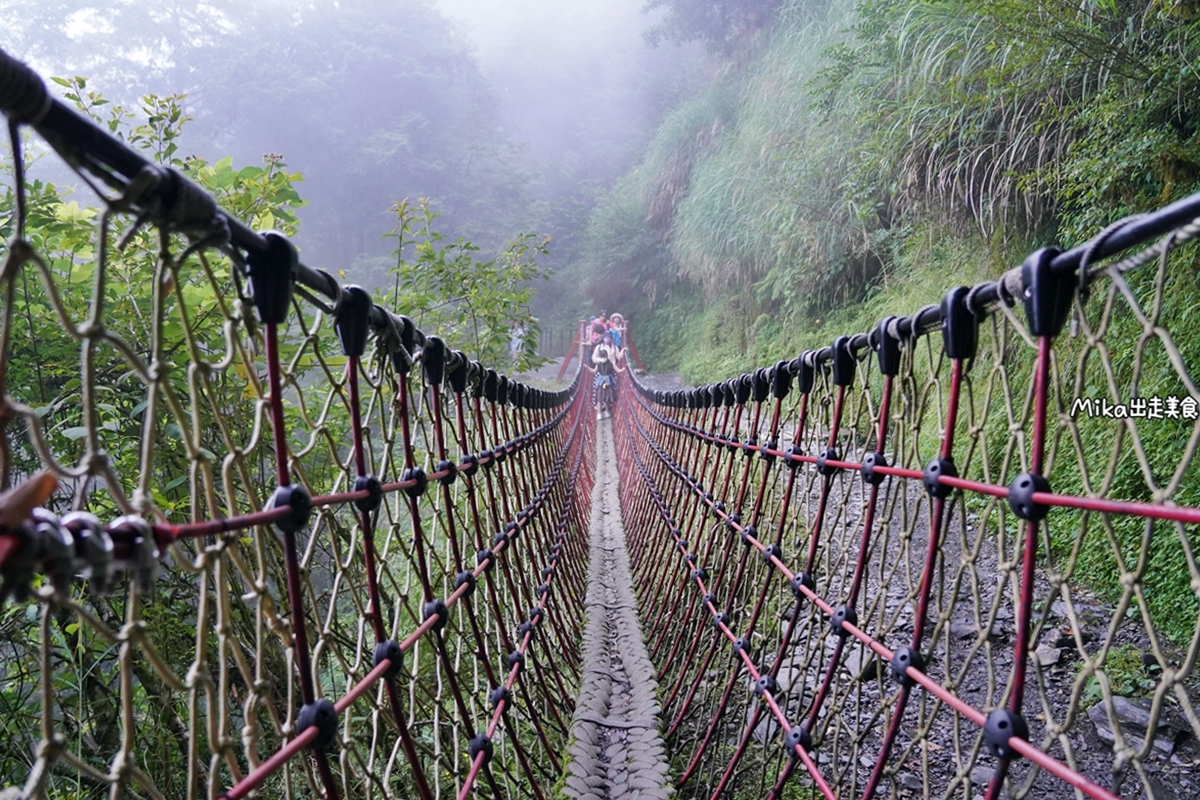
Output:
[{"xmin": 568, "ymin": 0, "xmax": 1200, "ymax": 382}]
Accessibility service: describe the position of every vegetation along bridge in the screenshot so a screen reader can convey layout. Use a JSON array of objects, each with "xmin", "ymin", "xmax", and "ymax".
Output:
[{"xmin": 3, "ymin": 46, "xmax": 1200, "ymax": 800}]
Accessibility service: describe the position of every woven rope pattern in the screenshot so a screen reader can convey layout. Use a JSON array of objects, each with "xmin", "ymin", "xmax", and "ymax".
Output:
[
  {"xmin": 0, "ymin": 94, "xmax": 589, "ymax": 800},
  {"xmin": 616, "ymin": 227, "xmax": 1200, "ymax": 799}
]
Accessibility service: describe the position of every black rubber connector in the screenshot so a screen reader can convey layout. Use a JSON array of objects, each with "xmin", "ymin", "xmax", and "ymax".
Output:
[
  {"xmin": 128, "ymin": 524, "xmax": 160, "ymax": 594},
  {"xmin": 436, "ymin": 458, "xmax": 458, "ymax": 486},
  {"xmin": 468, "ymin": 733, "xmax": 494, "ymax": 767},
  {"xmin": 108, "ymin": 515, "xmax": 158, "ymax": 594},
  {"xmin": 506, "ymin": 650, "xmax": 526, "ymax": 670},
  {"xmin": 785, "ymin": 725, "xmax": 812, "ymax": 755},
  {"xmin": 422, "ymin": 336, "xmax": 446, "ymax": 387},
  {"xmin": 269, "ymin": 484, "xmax": 312, "ymax": 535},
  {"xmin": 390, "ymin": 316, "xmax": 416, "ymax": 375},
  {"xmin": 63, "ymin": 511, "xmax": 113, "ymax": 597},
  {"xmin": 861, "ymin": 451, "xmax": 888, "ymax": 486},
  {"xmin": 751, "ymin": 368, "xmax": 770, "ymax": 403},
  {"xmin": 831, "ymin": 335, "xmax": 856, "ymax": 387},
  {"xmin": 489, "ymin": 685, "xmax": 513, "ymax": 710},
  {"xmin": 0, "ymin": 521, "xmax": 38, "ymax": 602},
  {"xmin": 476, "ymin": 548, "xmax": 494, "ymax": 572},
  {"xmin": 786, "ymin": 443, "xmax": 804, "ymax": 469},
  {"xmin": 754, "ymin": 675, "xmax": 778, "ymax": 697},
  {"xmin": 401, "ymin": 467, "xmax": 428, "ymax": 498},
  {"xmin": 712, "ymin": 612, "xmax": 730, "ymax": 629},
  {"xmin": 941, "ymin": 285, "xmax": 979, "ymax": 360},
  {"xmin": 875, "ymin": 316, "xmax": 902, "ymax": 377},
  {"xmin": 922, "ymin": 457, "xmax": 957, "ymax": 498},
  {"xmin": 830, "ymin": 605, "xmax": 857, "ymax": 637},
  {"xmin": 790, "ymin": 572, "xmax": 815, "ymax": 598},
  {"xmin": 794, "ymin": 353, "xmax": 816, "ymax": 395},
  {"xmin": 772, "ymin": 360, "xmax": 792, "ymax": 399},
  {"xmin": 762, "ymin": 543, "xmax": 782, "ymax": 564},
  {"xmin": 373, "ymin": 640, "xmax": 403, "ymax": 681},
  {"xmin": 983, "ymin": 708, "xmax": 1028, "ymax": 759},
  {"xmin": 460, "ymin": 453, "xmax": 479, "ymax": 477},
  {"xmin": 454, "ymin": 571, "xmax": 477, "ymax": 598},
  {"xmin": 733, "ymin": 637, "xmax": 751, "ymax": 656},
  {"xmin": 334, "ymin": 285, "xmax": 372, "ymax": 357},
  {"xmin": 32, "ymin": 509, "xmax": 74, "ymax": 594},
  {"xmin": 736, "ymin": 375, "xmax": 752, "ymax": 405},
  {"xmin": 423, "ymin": 599, "xmax": 449, "ymax": 632},
  {"xmin": 297, "ymin": 698, "xmax": 338, "ymax": 751},
  {"xmin": 246, "ymin": 231, "xmax": 298, "ymax": 325},
  {"xmin": 1020, "ymin": 246, "xmax": 1071, "ymax": 338},
  {"xmin": 889, "ymin": 646, "xmax": 925, "ymax": 687},
  {"xmin": 740, "ymin": 524, "xmax": 757, "ymax": 545},
  {"xmin": 1008, "ymin": 472, "xmax": 1051, "ymax": 520},
  {"xmin": 448, "ymin": 350, "xmax": 470, "ymax": 394},
  {"xmin": 816, "ymin": 447, "xmax": 839, "ymax": 476},
  {"xmin": 353, "ymin": 475, "xmax": 382, "ymax": 513}
]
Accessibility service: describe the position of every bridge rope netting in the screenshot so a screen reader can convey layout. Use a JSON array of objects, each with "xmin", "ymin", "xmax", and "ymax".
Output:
[
  {"xmin": 5, "ymin": 44, "xmax": 1200, "ymax": 800},
  {"xmin": 0, "ymin": 51, "xmax": 592, "ymax": 800},
  {"xmin": 612, "ymin": 192, "xmax": 1200, "ymax": 798}
]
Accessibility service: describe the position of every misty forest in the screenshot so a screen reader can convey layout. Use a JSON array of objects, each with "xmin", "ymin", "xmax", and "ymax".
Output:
[
  {"xmin": 5, "ymin": 0, "xmax": 1200, "ymax": 798},
  {"xmin": 8, "ymin": 0, "xmax": 1200, "ymax": 376}
]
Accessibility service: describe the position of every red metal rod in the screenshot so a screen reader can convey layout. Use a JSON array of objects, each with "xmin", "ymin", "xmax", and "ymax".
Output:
[{"xmin": 220, "ymin": 726, "xmax": 318, "ymax": 800}]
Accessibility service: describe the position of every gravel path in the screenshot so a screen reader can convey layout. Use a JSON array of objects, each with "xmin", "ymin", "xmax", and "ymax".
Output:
[{"xmin": 563, "ymin": 419, "xmax": 674, "ymax": 800}]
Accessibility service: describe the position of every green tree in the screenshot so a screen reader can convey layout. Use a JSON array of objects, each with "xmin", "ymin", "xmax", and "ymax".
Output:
[
  {"xmin": 382, "ymin": 198, "xmax": 552, "ymax": 371},
  {"xmin": 643, "ymin": 0, "xmax": 785, "ymax": 55}
]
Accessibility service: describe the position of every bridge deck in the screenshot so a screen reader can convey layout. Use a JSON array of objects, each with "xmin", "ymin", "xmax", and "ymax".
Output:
[{"xmin": 564, "ymin": 419, "xmax": 674, "ymax": 799}]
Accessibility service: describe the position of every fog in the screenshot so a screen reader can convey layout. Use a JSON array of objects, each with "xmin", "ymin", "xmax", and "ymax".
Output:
[
  {"xmin": 3, "ymin": 0, "xmax": 702, "ymax": 300},
  {"xmin": 437, "ymin": 0, "xmax": 691, "ymax": 178}
]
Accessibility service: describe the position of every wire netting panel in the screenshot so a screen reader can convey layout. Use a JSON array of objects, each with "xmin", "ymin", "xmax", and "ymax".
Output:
[
  {"xmin": 0, "ymin": 53, "xmax": 589, "ymax": 800},
  {"xmin": 616, "ymin": 224, "xmax": 1200, "ymax": 799}
]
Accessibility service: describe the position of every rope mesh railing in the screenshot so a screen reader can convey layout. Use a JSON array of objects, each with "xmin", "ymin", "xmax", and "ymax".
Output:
[
  {"xmin": 613, "ymin": 202, "xmax": 1200, "ymax": 796},
  {"xmin": 0, "ymin": 50, "xmax": 591, "ymax": 800}
]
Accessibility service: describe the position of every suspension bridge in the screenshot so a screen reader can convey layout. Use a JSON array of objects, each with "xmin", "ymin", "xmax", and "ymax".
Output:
[{"xmin": 1, "ymin": 47, "xmax": 1200, "ymax": 800}]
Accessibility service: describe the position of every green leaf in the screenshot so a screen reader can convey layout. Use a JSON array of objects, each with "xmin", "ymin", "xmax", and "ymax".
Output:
[{"xmin": 61, "ymin": 426, "xmax": 89, "ymax": 441}]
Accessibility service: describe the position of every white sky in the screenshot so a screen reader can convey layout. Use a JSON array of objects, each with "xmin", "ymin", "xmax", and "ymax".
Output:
[
  {"xmin": 432, "ymin": 0, "xmax": 672, "ymax": 168},
  {"xmin": 433, "ymin": 0, "xmax": 648, "ymax": 70}
]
